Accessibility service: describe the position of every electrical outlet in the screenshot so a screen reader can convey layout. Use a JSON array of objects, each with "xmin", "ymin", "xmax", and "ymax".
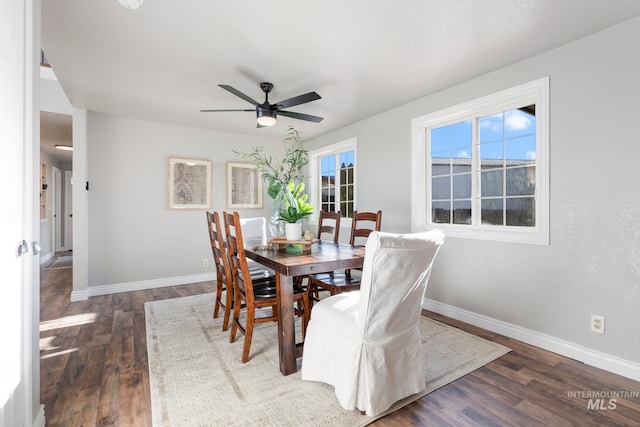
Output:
[
  {"xmin": 590, "ymin": 314, "xmax": 605, "ymax": 335},
  {"xmin": 202, "ymin": 258, "xmax": 209, "ymax": 268}
]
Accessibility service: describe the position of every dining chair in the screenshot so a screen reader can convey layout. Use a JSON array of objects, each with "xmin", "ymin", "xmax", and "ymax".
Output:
[
  {"xmin": 239, "ymin": 216, "xmax": 268, "ymax": 244},
  {"xmin": 206, "ymin": 211, "xmax": 234, "ymax": 331},
  {"xmin": 206, "ymin": 211, "xmax": 274, "ymax": 331},
  {"xmin": 317, "ymin": 210, "xmax": 341, "ymax": 242},
  {"xmin": 236, "ymin": 216, "xmax": 275, "ymax": 278},
  {"xmin": 224, "ymin": 211, "xmax": 310, "ymax": 363},
  {"xmin": 306, "ymin": 210, "xmax": 381, "ymax": 302},
  {"xmin": 298, "ymin": 210, "xmax": 341, "ymax": 296},
  {"xmin": 301, "ymin": 229, "xmax": 445, "ymax": 416}
]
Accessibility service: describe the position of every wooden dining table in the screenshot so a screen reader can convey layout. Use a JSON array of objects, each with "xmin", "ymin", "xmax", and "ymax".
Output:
[{"xmin": 244, "ymin": 239, "xmax": 366, "ymax": 376}]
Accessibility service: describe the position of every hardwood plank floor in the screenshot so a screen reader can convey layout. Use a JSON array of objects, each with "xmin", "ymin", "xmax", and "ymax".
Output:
[{"xmin": 40, "ymin": 260, "xmax": 640, "ymax": 426}]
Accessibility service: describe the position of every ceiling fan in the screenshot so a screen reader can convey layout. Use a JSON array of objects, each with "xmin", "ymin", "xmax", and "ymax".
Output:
[{"xmin": 200, "ymin": 82, "xmax": 324, "ymax": 127}]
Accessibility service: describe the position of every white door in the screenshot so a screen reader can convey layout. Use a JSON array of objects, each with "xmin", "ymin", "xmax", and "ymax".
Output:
[
  {"xmin": 64, "ymin": 170, "xmax": 73, "ymax": 250},
  {"xmin": 0, "ymin": 0, "xmax": 29, "ymax": 424}
]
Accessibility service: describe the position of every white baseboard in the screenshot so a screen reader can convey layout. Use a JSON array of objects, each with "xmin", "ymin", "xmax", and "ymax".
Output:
[
  {"xmin": 33, "ymin": 404, "xmax": 45, "ymax": 427},
  {"xmin": 70, "ymin": 289, "xmax": 89, "ymax": 302},
  {"xmin": 39, "ymin": 252, "xmax": 53, "ymax": 264},
  {"xmin": 422, "ymin": 298, "xmax": 640, "ymax": 382},
  {"xmin": 70, "ymin": 273, "xmax": 213, "ymax": 301}
]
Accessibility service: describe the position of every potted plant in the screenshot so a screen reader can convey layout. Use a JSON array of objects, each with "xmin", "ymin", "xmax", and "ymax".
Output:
[
  {"xmin": 235, "ymin": 126, "xmax": 312, "ymax": 237},
  {"xmin": 277, "ymin": 182, "xmax": 314, "ymax": 240}
]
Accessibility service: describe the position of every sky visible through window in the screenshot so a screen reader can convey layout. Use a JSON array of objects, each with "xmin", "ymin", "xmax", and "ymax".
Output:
[
  {"xmin": 431, "ymin": 107, "xmax": 536, "ymax": 161},
  {"xmin": 320, "ymin": 151, "xmax": 355, "ymax": 177}
]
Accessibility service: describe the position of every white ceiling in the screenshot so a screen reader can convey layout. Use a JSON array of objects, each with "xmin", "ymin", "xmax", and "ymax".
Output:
[
  {"xmin": 40, "ymin": 0, "xmax": 640, "ymax": 143},
  {"xmin": 40, "ymin": 111, "xmax": 73, "ymax": 163}
]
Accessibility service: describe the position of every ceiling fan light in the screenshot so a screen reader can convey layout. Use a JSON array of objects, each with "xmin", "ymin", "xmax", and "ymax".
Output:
[
  {"xmin": 118, "ymin": 0, "xmax": 143, "ymax": 10},
  {"xmin": 257, "ymin": 110, "xmax": 277, "ymax": 127}
]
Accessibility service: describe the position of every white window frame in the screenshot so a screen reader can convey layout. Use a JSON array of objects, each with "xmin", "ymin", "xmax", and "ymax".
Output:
[
  {"xmin": 411, "ymin": 77, "xmax": 549, "ymax": 245},
  {"xmin": 309, "ymin": 137, "xmax": 357, "ymax": 225}
]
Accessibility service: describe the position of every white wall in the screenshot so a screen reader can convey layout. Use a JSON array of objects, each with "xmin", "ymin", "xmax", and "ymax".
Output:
[
  {"xmin": 305, "ymin": 18, "xmax": 640, "ymax": 365},
  {"xmin": 86, "ymin": 113, "xmax": 280, "ymax": 289},
  {"xmin": 40, "ymin": 68, "xmax": 72, "ymax": 114}
]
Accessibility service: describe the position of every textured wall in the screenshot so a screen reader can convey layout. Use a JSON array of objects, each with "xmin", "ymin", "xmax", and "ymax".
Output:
[{"xmin": 305, "ymin": 17, "xmax": 640, "ymax": 363}]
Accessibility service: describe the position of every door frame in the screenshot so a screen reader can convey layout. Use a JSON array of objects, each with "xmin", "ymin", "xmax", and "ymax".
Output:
[
  {"xmin": 63, "ymin": 169, "xmax": 73, "ymax": 251},
  {"xmin": 52, "ymin": 166, "xmax": 63, "ymax": 251}
]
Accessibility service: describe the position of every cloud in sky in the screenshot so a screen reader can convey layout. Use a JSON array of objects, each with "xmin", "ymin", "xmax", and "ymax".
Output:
[
  {"xmin": 480, "ymin": 109, "xmax": 533, "ymax": 133},
  {"xmin": 505, "ymin": 110, "xmax": 532, "ymax": 131}
]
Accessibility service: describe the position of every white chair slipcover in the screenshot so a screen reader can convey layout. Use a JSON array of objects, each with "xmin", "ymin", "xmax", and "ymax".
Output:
[
  {"xmin": 239, "ymin": 216, "xmax": 267, "ymax": 243},
  {"xmin": 235, "ymin": 216, "xmax": 270, "ymax": 273},
  {"xmin": 301, "ymin": 229, "xmax": 445, "ymax": 416}
]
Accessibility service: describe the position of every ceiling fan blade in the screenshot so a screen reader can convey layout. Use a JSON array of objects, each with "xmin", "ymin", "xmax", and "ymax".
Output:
[
  {"xmin": 218, "ymin": 84, "xmax": 260, "ymax": 106},
  {"xmin": 279, "ymin": 110, "xmax": 324, "ymax": 123},
  {"xmin": 199, "ymin": 109, "xmax": 255, "ymax": 112},
  {"xmin": 276, "ymin": 91, "xmax": 321, "ymax": 109}
]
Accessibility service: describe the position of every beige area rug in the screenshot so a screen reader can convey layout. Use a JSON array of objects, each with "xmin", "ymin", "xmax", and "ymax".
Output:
[
  {"xmin": 43, "ymin": 255, "xmax": 72, "ymax": 270},
  {"xmin": 145, "ymin": 293, "xmax": 510, "ymax": 427}
]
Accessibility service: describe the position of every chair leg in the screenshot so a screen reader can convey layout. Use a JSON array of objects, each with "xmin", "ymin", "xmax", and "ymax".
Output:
[
  {"xmin": 241, "ymin": 307, "xmax": 255, "ymax": 363},
  {"xmin": 213, "ymin": 274, "xmax": 223, "ymax": 319},
  {"xmin": 301, "ymin": 294, "xmax": 309, "ymax": 340},
  {"xmin": 230, "ymin": 290, "xmax": 242, "ymax": 343},
  {"xmin": 307, "ymin": 282, "xmax": 316, "ymax": 308},
  {"xmin": 222, "ymin": 283, "xmax": 233, "ymax": 331}
]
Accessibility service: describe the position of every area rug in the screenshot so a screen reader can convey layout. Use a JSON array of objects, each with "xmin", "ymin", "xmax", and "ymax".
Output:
[
  {"xmin": 145, "ymin": 293, "xmax": 510, "ymax": 427},
  {"xmin": 43, "ymin": 255, "xmax": 72, "ymax": 270}
]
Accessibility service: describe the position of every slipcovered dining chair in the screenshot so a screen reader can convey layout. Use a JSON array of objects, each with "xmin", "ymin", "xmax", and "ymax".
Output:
[
  {"xmin": 224, "ymin": 211, "xmax": 310, "ymax": 363},
  {"xmin": 301, "ymin": 229, "xmax": 445, "ymax": 417},
  {"xmin": 237, "ymin": 216, "xmax": 275, "ymax": 280},
  {"xmin": 306, "ymin": 210, "xmax": 381, "ymax": 302}
]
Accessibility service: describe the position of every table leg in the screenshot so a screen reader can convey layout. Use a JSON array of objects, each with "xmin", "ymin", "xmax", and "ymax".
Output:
[{"xmin": 277, "ymin": 272, "xmax": 297, "ymax": 375}]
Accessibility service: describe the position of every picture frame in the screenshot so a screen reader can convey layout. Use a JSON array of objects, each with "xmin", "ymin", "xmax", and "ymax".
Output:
[
  {"xmin": 226, "ymin": 161, "xmax": 263, "ymax": 209},
  {"xmin": 168, "ymin": 157, "xmax": 212, "ymax": 209}
]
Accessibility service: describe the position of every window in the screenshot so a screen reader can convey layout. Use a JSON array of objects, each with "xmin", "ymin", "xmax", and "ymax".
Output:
[
  {"xmin": 309, "ymin": 138, "xmax": 357, "ymax": 221},
  {"xmin": 411, "ymin": 77, "xmax": 549, "ymax": 245}
]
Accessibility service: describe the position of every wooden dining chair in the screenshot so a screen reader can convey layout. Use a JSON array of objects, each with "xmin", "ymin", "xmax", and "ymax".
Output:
[
  {"xmin": 224, "ymin": 211, "xmax": 310, "ymax": 363},
  {"xmin": 298, "ymin": 210, "xmax": 342, "ymax": 295},
  {"xmin": 317, "ymin": 210, "xmax": 341, "ymax": 242},
  {"xmin": 307, "ymin": 210, "xmax": 382, "ymax": 302},
  {"xmin": 206, "ymin": 211, "xmax": 235, "ymax": 331},
  {"xmin": 207, "ymin": 211, "xmax": 274, "ymax": 332}
]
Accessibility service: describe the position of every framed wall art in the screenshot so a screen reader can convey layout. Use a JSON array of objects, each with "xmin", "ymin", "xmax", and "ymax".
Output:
[
  {"xmin": 168, "ymin": 157, "xmax": 212, "ymax": 209},
  {"xmin": 226, "ymin": 161, "xmax": 263, "ymax": 209}
]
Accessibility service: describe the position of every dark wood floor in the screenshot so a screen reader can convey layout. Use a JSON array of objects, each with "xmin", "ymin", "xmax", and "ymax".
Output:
[{"xmin": 40, "ymin": 260, "xmax": 640, "ymax": 426}]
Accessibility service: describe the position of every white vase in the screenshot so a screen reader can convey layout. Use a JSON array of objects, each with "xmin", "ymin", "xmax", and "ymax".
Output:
[{"xmin": 285, "ymin": 222, "xmax": 302, "ymax": 241}]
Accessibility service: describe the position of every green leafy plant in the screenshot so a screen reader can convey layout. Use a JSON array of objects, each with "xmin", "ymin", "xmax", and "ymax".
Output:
[
  {"xmin": 277, "ymin": 182, "xmax": 314, "ymax": 223},
  {"xmin": 234, "ymin": 126, "xmax": 309, "ymax": 199}
]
